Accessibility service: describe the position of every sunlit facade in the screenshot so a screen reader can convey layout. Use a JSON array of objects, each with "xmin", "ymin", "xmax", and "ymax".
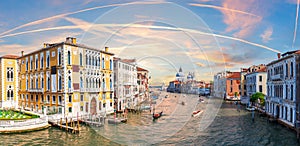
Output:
[
  {"xmin": 18, "ymin": 37, "xmax": 114, "ymax": 117},
  {"xmin": 0, "ymin": 55, "xmax": 19, "ymax": 108}
]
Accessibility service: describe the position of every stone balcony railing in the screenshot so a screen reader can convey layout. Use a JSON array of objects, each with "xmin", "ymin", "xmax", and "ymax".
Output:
[
  {"xmin": 271, "ymin": 74, "xmax": 283, "ymax": 80},
  {"xmin": 68, "ymin": 88, "xmax": 73, "ymax": 93},
  {"xmin": 28, "ymin": 88, "xmax": 44, "ymax": 93}
]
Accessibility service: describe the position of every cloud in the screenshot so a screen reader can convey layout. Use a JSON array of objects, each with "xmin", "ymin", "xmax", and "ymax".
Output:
[
  {"xmin": 64, "ymin": 17, "xmax": 93, "ymax": 31},
  {"xmin": 0, "ymin": 1, "xmax": 167, "ymax": 37},
  {"xmin": 260, "ymin": 26, "xmax": 273, "ymax": 43},
  {"xmin": 221, "ymin": 0, "xmax": 263, "ymax": 38},
  {"xmin": 189, "ymin": 3, "xmax": 260, "ymax": 17},
  {"xmin": 0, "ymin": 44, "xmax": 32, "ymax": 56}
]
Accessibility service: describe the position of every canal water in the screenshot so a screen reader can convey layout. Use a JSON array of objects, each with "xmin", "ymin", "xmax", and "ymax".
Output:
[{"xmin": 0, "ymin": 98, "xmax": 299, "ymax": 146}]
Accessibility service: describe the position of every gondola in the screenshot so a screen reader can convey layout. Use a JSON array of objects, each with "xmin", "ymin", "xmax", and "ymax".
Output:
[{"xmin": 153, "ymin": 111, "xmax": 163, "ymax": 119}]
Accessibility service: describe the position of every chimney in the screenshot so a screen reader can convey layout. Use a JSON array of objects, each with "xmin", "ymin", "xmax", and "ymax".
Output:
[
  {"xmin": 72, "ymin": 37, "xmax": 76, "ymax": 44},
  {"xmin": 277, "ymin": 53, "xmax": 281, "ymax": 59},
  {"xmin": 105, "ymin": 47, "xmax": 109, "ymax": 52},
  {"xmin": 21, "ymin": 51, "xmax": 24, "ymax": 57},
  {"xmin": 66, "ymin": 37, "xmax": 72, "ymax": 43}
]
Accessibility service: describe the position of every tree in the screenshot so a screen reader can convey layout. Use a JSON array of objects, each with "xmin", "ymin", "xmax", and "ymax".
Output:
[{"xmin": 251, "ymin": 92, "xmax": 265, "ymax": 106}]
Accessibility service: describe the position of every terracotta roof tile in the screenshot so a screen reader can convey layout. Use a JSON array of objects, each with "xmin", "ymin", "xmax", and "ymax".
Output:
[
  {"xmin": 137, "ymin": 67, "xmax": 148, "ymax": 71},
  {"xmin": 227, "ymin": 72, "xmax": 241, "ymax": 79},
  {"xmin": 1, "ymin": 55, "xmax": 19, "ymax": 59}
]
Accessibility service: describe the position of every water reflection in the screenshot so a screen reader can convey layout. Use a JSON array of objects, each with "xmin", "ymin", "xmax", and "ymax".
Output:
[{"xmin": 0, "ymin": 99, "xmax": 299, "ymax": 145}]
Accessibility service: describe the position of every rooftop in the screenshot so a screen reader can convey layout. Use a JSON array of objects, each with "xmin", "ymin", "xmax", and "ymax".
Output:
[
  {"xmin": 226, "ymin": 72, "xmax": 241, "ymax": 79},
  {"xmin": 0, "ymin": 55, "xmax": 19, "ymax": 59},
  {"xmin": 137, "ymin": 67, "xmax": 148, "ymax": 72},
  {"xmin": 21, "ymin": 37, "xmax": 114, "ymax": 58}
]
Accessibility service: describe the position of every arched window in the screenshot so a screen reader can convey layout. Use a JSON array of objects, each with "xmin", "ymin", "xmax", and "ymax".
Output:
[
  {"xmin": 68, "ymin": 76, "xmax": 72, "ymax": 88},
  {"xmin": 59, "ymin": 76, "xmax": 62, "ymax": 90},
  {"xmin": 6, "ymin": 68, "xmax": 13, "ymax": 82},
  {"xmin": 46, "ymin": 55, "xmax": 50, "ymax": 67},
  {"xmin": 68, "ymin": 51, "xmax": 71, "ymax": 65},
  {"xmin": 89, "ymin": 56, "xmax": 91, "ymax": 66},
  {"xmin": 102, "ymin": 58, "xmax": 105, "ymax": 69},
  {"xmin": 110, "ymin": 79, "xmax": 112, "ymax": 89},
  {"xmin": 86, "ymin": 54, "xmax": 88, "ymax": 66},
  {"xmin": 36, "ymin": 78, "xmax": 38, "ymax": 88},
  {"xmin": 35, "ymin": 57, "xmax": 38, "ymax": 69},
  {"xmin": 58, "ymin": 50, "xmax": 62, "ymax": 65},
  {"xmin": 41, "ymin": 78, "xmax": 44, "ymax": 89},
  {"xmin": 98, "ymin": 57, "xmax": 100, "ymax": 67},
  {"xmin": 89, "ymin": 78, "xmax": 92, "ymax": 89},
  {"xmin": 11, "ymin": 90, "xmax": 13, "ymax": 99},
  {"xmin": 80, "ymin": 53, "xmax": 83, "ymax": 66},
  {"xmin": 6, "ymin": 70, "xmax": 9, "ymax": 79},
  {"xmin": 80, "ymin": 77, "xmax": 83, "ymax": 88},
  {"xmin": 41, "ymin": 56, "xmax": 44, "ymax": 68},
  {"xmin": 86, "ymin": 78, "xmax": 89, "ymax": 88},
  {"xmin": 47, "ymin": 77, "xmax": 50, "ymax": 90},
  {"xmin": 92, "ymin": 56, "xmax": 94, "ymax": 66}
]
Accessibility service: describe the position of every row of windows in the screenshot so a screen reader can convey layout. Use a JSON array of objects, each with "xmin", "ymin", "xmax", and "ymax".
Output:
[
  {"xmin": 266, "ymin": 103, "xmax": 294, "ymax": 123},
  {"xmin": 267, "ymin": 84, "xmax": 294, "ymax": 101},
  {"xmin": 20, "ymin": 94, "xmax": 62, "ymax": 104},
  {"xmin": 267, "ymin": 62, "xmax": 294, "ymax": 78}
]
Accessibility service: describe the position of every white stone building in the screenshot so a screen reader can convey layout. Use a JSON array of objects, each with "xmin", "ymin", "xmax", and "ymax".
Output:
[
  {"xmin": 113, "ymin": 57, "xmax": 138, "ymax": 112},
  {"xmin": 266, "ymin": 51, "xmax": 300, "ymax": 128},
  {"xmin": 213, "ymin": 71, "xmax": 227, "ymax": 98},
  {"xmin": 245, "ymin": 66, "xmax": 267, "ymax": 97}
]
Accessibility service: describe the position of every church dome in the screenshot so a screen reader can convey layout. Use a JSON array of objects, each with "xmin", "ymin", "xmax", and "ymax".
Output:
[{"xmin": 176, "ymin": 73, "xmax": 180, "ymax": 77}]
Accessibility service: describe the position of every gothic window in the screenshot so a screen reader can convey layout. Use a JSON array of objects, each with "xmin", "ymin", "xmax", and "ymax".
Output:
[
  {"xmin": 68, "ymin": 51, "xmax": 71, "ymax": 65},
  {"xmin": 80, "ymin": 53, "xmax": 83, "ymax": 66}
]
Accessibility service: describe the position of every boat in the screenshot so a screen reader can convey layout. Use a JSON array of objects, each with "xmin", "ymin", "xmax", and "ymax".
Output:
[
  {"xmin": 246, "ymin": 106, "xmax": 255, "ymax": 111},
  {"xmin": 192, "ymin": 110, "xmax": 203, "ymax": 117},
  {"xmin": 107, "ymin": 118, "xmax": 127, "ymax": 124},
  {"xmin": 153, "ymin": 111, "xmax": 163, "ymax": 119}
]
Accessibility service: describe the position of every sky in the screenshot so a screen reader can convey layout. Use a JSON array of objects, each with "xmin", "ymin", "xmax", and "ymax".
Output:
[{"xmin": 0, "ymin": 0, "xmax": 299, "ymax": 85}]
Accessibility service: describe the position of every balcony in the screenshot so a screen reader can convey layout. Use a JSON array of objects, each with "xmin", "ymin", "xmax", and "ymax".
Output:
[
  {"xmin": 271, "ymin": 74, "xmax": 283, "ymax": 81},
  {"xmin": 89, "ymin": 88, "xmax": 100, "ymax": 92},
  {"xmin": 28, "ymin": 88, "xmax": 44, "ymax": 93},
  {"xmin": 68, "ymin": 88, "xmax": 74, "ymax": 93},
  {"xmin": 80, "ymin": 88, "xmax": 86, "ymax": 92},
  {"xmin": 266, "ymin": 96, "xmax": 282, "ymax": 103}
]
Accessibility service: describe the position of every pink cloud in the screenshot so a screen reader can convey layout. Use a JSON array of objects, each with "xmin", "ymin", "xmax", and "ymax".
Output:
[
  {"xmin": 260, "ymin": 26, "xmax": 273, "ymax": 43},
  {"xmin": 221, "ymin": 0, "xmax": 263, "ymax": 38}
]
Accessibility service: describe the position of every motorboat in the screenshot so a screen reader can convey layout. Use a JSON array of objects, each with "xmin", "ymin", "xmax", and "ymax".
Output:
[{"xmin": 192, "ymin": 110, "xmax": 203, "ymax": 117}]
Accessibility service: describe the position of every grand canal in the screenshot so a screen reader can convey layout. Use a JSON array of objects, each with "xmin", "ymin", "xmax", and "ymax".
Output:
[{"xmin": 0, "ymin": 96, "xmax": 299, "ymax": 146}]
